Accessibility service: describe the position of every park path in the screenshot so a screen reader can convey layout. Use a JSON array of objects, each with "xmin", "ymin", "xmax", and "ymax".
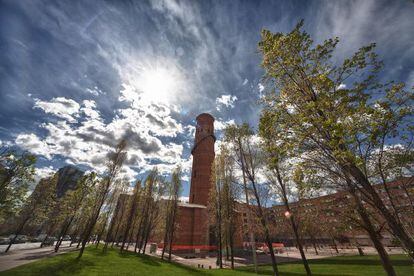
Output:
[
  {"xmin": 148, "ymin": 246, "xmax": 405, "ymax": 269},
  {"xmin": 0, "ymin": 242, "xmax": 76, "ymax": 272}
]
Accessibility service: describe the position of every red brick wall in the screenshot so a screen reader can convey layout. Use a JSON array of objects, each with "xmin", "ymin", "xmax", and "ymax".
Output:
[{"xmin": 173, "ymin": 205, "xmax": 209, "ymax": 246}]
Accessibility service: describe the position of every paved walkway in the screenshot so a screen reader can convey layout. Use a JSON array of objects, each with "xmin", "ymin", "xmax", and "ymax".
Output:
[
  {"xmin": 150, "ymin": 246, "xmax": 406, "ymax": 269},
  {"xmin": 0, "ymin": 242, "xmax": 77, "ymax": 272}
]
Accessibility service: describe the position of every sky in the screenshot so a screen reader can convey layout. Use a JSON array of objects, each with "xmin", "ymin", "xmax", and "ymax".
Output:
[{"xmin": 1, "ymin": 0, "xmax": 413, "ymax": 198}]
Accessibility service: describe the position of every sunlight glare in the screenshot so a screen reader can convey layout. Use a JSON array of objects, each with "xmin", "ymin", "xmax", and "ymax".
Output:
[{"xmin": 138, "ymin": 66, "xmax": 179, "ymax": 104}]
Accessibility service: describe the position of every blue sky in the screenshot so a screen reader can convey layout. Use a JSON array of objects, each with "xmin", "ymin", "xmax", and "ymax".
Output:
[{"xmin": 1, "ymin": 0, "xmax": 413, "ymax": 197}]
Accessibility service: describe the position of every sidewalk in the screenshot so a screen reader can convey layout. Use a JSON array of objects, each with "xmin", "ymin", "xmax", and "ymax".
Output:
[
  {"xmin": 149, "ymin": 246, "xmax": 406, "ymax": 269},
  {"xmin": 0, "ymin": 242, "xmax": 77, "ymax": 272}
]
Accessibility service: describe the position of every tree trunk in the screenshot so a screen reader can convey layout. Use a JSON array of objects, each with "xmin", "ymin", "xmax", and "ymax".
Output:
[
  {"xmin": 311, "ymin": 238, "xmax": 318, "ymax": 255},
  {"xmin": 348, "ymin": 183, "xmax": 396, "ymax": 276},
  {"xmin": 250, "ymin": 179, "xmax": 279, "ymax": 276},
  {"xmin": 161, "ymin": 225, "xmax": 169, "ymax": 259},
  {"xmin": 332, "ymin": 237, "xmax": 339, "ymax": 254},
  {"xmin": 344, "ymin": 163, "xmax": 414, "ymax": 260},
  {"xmin": 55, "ymin": 215, "xmax": 75, "ymax": 252},
  {"xmin": 167, "ymin": 207, "xmax": 177, "ymax": 261},
  {"xmin": 229, "ymin": 228, "xmax": 234, "ymax": 269},
  {"xmin": 216, "ymin": 175, "xmax": 223, "ymax": 268},
  {"xmin": 238, "ymin": 141, "xmax": 258, "ymax": 273},
  {"xmin": 275, "ymin": 166, "xmax": 312, "ymax": 276},
  {"xmin": 121, "ymin": 199, "xmax": 138, "ymax": 252},
  {"xmin": 5, "ymin": 216, "xmax": 30, "ymax": 253}
]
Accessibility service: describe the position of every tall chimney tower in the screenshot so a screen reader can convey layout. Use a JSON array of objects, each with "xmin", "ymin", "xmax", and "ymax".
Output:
[{"xmin": 189, "ymin": 113, "xmax": 215, "ymax": 206}]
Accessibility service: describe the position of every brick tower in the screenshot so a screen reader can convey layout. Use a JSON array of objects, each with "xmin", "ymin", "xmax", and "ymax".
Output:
[{"xmin": 189, "ymin": 113, "xmax": 215, "ymax": 206}]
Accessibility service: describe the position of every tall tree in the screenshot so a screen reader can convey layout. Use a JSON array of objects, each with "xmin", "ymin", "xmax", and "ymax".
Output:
[
  {"xmin": 0, "ymin": 149, "xmax": 36, "ymax": 223},
  {"xmin": 120, "ymin": 180, "xmax": 142, "ymax": 252},
  {"xmin": 77, "ymin": 139, "xmax": 127, "ymax": 259},
  {"xmin": 218, "ymin": 146, "xmax": 238, "ymax": 269},
  {"xmin": 260, "ymin": 110, "xmax": 313, "ymax": 275},
  {"xmin": 161, "ymin": 166, "xmax": 182, "ymax": 261},
  {"xmin": 4, "ymin": 175, "xmax": 56, "ymax": 252},
  {"xmin": 225, "ymin": 124, "xmax": 280, "ymax": 276},
  {"xmin": 102, "ymin": 179, "xmax": 128, "ymax": 251},
  {"xmin": 263, "ymin": 160, "xmax": 312, "ymax": 273},
  {"xmin": 134, "ymin": 168, "xmax": 166, "ymax": 254},
  {"xmin": 54, "ymin": 172, "xmax": 97, "ymax": 252},
  {"xmin": 258, "ymin": 20, "xmax": 414, "ymax": 264},
  {"xmin": 210, "ymin": 155, "xmax": 223, "ymax": 268}
]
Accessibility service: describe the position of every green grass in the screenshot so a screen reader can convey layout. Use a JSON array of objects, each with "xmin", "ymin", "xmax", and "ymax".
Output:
[{"xmin": 1, "ymin": 246, "xmax": 412, "ymax": 276}]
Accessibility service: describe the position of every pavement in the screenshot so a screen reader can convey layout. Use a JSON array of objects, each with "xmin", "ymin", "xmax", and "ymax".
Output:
[
  {"xmin": 150, "ymin": 246, "xmax": 406, "ymax": 269},
  {"xmin": 0, "ymin": 241, "xmax": 77, "ymax": 272}
]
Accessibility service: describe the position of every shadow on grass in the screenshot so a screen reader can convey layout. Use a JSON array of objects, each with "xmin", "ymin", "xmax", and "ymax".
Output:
[
  {"xmin": 120, "ymin": 251, "xmax": 162, "ymax": 267},
  {"xmin": 1, "ymin": 256, "xmax": 95, "ymax": 276},
  {"xmin": 307, "ymin": 256, "xmax": 411, "ymax": 267},
  {"xmin": 168, "ymin": 260, "xmax": 208, "ymax": 275},
  {"xmin": 48, "ymin": 258, "xmax": 95, "ymax": 275},
  {"xmin": 119, "ymin": 249, "xmax": 208, "ymax": 274},
  {"xmin": 236, "ymin": 255, "xmax": 412, "ymax": 276},
  {"xmin": 237, "ymin": 265, "xmax": 331, "ymax": 276}
]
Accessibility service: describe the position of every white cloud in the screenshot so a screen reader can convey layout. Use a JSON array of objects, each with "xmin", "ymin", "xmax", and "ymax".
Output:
[
  {"xmin": 258, "ymin": 83, "xmax": 265, "ymax": 93},
  {"xmin": 215, "ymin": 94, "xmax": 238, "ymax": 111},
  {"xmin": 15, "ymin": 133, "xmax": 53, "ymax": 159},
  {"xmin": 179, "ymin": 196, "xmax": 189, "ymax": 203},
  {"xmin": 33, "ymin": 97, "xmax": 80, "ymax": 123},
  {"xmin": 214, "ymin": 119, "xmax": 235, "ymax": 131},
  {"xmin": 34, "ymin": 166, "xmax": 55, "ymax": 182},
  {"xmin": 16, "ymin": 93, "xmax": 188, "ymax": 181},
  {"xmin": 407, "ymin": 71, "xmax": 414, "ymax": 88},
  {"xmin": 337, "ymin": 83, "xmax": 347, "ymax": 90},
  {"xmin": 86, "ymin": 86, "xmax": 104, "ymax": 96}
]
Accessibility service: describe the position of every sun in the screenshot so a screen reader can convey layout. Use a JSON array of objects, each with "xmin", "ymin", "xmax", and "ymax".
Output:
[{"xmin": 138, "ymin": 66, "xmax": 179, "ymax": 104}]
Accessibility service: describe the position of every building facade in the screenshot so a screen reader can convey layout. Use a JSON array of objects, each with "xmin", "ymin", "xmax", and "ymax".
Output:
[{"xmin": 238, "ymin": 177, "xmax": 414, "ymax": 247}]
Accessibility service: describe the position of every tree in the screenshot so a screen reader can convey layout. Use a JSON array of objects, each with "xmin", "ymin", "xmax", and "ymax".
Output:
[
  {"xmin": 102, "ymin": 178, "xmax": 129, "ymax": 251},
  {"xmin": 210, "ymin": 154, "xmax": 224, "ymax": 268},
  {"xmin": 5, "ymin": 175, "xmax": 56, "ymax": 252},
  {"xmin": 77, "ymin": 139, "xmax": 127, "ymax": 259},
  {"xmin": 134, "ymin": 168, "xmax": 166, "ymax": 254},
  {"xmin": 161, "ymin": 166, "xmax": 182, "ymax": 261},
  {"xmin": 0, "ymin": 149, "xmax": 36, "ymax": 223},
  {"xmin": 120, "ymin": 180, "xmax": 142, "ymax": 252},
  {"xmin": 297, "ymin": 151, "xmax": 397, "ymax": 275},
  {"xmin": 38, "ymin": 175, "xmax": 60, "ymax": 248},
  {"xmin": 259, "ymin": 132, "xmax": 312, "ymax": 274},
  {"xmin": 258, "ymin": 20, "xmax": 414, "ymax": 267},
  {"xmin": 224, "ymin": 124, "xmax": 280, "ymax": 276},
  {"xmin": 218, "ymin": 146, "xmax": 238, "ymax": 269},
  {"xmin": 54, "ymin": 172, "xmax": 97, "ymax": 252}
]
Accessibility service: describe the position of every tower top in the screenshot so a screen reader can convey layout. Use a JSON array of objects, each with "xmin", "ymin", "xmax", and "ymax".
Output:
[{"xmin": 196, "ymin": 113, "xmax": 214, "ymax": 122}]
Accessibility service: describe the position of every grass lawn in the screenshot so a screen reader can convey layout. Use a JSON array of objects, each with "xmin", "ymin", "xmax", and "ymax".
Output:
[{"xmin": 1, "ymin": 246, "xmax": 412, "ymax": 276}]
